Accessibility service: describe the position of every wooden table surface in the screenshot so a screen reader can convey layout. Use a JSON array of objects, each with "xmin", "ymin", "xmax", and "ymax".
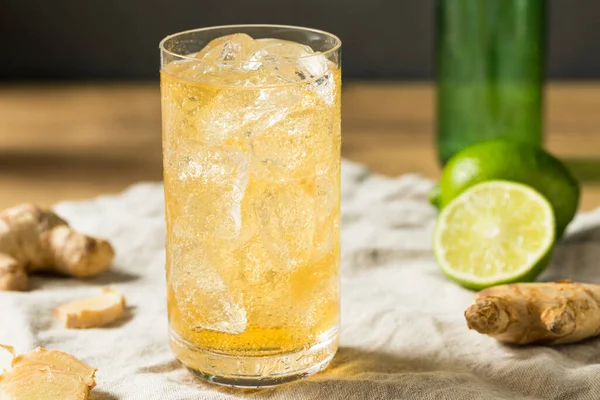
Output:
[{"xmin": 1, "ymin": 82, "xmax": 599, "ymax": 211}]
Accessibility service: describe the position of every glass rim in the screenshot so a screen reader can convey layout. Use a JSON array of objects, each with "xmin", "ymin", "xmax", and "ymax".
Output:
[{"xmin": 159, "ymin": 24, "xmax": 342, "ymax": 64}]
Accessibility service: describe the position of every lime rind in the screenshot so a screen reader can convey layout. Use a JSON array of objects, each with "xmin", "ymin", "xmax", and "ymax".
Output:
[
  {"xmin": 434, "ymin": 181, "xmax": 555, "ymax": 290},
  {"xmin": 428, "ymin": 184, "xmax": 441, "ymax": 208}
]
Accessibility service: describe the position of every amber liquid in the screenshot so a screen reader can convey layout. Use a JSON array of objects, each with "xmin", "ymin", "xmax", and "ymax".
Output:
[{"xmin": 161, "ymin": 56, "xmax": 341, "ymax": 383}]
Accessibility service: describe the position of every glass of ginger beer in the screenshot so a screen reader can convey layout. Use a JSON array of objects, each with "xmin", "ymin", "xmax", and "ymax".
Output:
[{"xmin": 160, "ymin": 25, "xmax": 341, "ymax": 387}]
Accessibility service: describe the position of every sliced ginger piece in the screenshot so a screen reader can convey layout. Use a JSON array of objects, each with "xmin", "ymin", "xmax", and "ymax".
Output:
[
  {"xmin": 11, "ymin": 347, "xmax": 96, "ymax": 387},
  {"xmin": 0, "ymin": 364, "xmax": 90, "ymax": 400},
  {"xmin": 0, "ymin": 344, "xmax": 15, "ymax": 357},
  {"xmin": 0, "ymin": 346, "xmax": 96, "ymax": 400},
  {"xmin": 55, "ymin": 288, "xmax": 126, "ymax": 329}
]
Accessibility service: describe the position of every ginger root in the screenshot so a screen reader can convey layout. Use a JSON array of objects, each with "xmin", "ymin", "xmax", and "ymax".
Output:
[
  {"xmin": 55, "ymin": 288, "xmax": 126, "ymax": 329},
  {"xmin": 0, "ymin": 204, "xmax": 114, "ymax": 291},
  {"xmin": 465, "ymin": 281, "xmax": 600, "ymax": 345},
  {"xmin": 0, "ymin": 346, "xmax": 96, "ymax": 400},
  {"xmin": 11, "ymin": 347, "xmax": 96, "ymax": 387}
]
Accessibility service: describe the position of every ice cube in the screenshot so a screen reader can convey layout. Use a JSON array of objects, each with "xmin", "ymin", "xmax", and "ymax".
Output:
[
  {"xmin": 174, "ymin": 144, "xmax": 249, "ymax": 240},
  {"xmin": 248, "ymin": 91, "xmax": 333, "ymax": 179},
  {"xmin": 253, "ymin": 38, "xmax": 314, "ymax": 59},
  {"xmin": 250, "ymin": 39, "xmax": 334, "ymax": 103},
  {"xmin": 193, "ymin": 91, "xmax": 243, "ymax": 146},
  {"xmin": 234, "ymin": 235, "xmax": 296, "ymax": 327},
  {"xmin": 171, "ymin": 246, "xmax": 247, "ymax": 334},
  {"xmin": 298, "ymin": 56, "xmax": 329, "ymax": 80},
  {"xmin": 177, "ymin": 144, "xmax": 247, "ymax": 182},
  {"xmin": 254, "ymin": 182, "xmax": 316, "ymax": 269},
  {"xmin": 195, "ymin": 83, "xmax": 334, "ymax": 180},
  {"xmin": 250, "ymin": 39, "xmax": 328, "ymax": 83},
  {"xmin": 195, "ymin": 33, "xmax": 256, "ymax": 62},
  {"xmin": 194, "ymin": 84, "xmax": 303, "ymax": 147},
  {"xmin": 249, "ymin": 110, "xmax": 312, "ymax": 177},
  {"xmin": 312, "ymin": 70, "xmax": 336, "ymax": 105}
]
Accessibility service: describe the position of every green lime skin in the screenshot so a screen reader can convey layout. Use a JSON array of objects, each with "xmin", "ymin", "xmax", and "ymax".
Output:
[
  {"xmin": 439, "ymin": 139, "xmax": 580, "ymax": 237},
  {"xmin": 429, "ymin": 184, "xmax": 441, "ymax": 208}
]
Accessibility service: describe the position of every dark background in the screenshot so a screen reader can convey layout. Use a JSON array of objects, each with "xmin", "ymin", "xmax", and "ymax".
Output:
[{"xmin": 1, "ymin": 0, "xmax": 599, "ymax": 81}]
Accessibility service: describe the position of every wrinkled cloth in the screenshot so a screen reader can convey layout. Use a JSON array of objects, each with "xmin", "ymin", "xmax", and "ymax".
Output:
[{"xmin": 1, "ymin": 160, "xmax": 600, "ymax": 400}]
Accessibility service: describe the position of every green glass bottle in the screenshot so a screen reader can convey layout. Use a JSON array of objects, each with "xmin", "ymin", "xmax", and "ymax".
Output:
[{"xmin": 436, "ymin": 0, "xmax": 546, "ymax": 164}]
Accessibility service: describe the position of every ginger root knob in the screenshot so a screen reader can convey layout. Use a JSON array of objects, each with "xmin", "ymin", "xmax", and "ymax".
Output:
[
  {"xmin": 465, "ymin": 281, "xmax": 600, "ymax": 345},
  {"xmin": 464, "ymin": 297, "xmax": 510, "ymax": 334},
  {"xmin": 0, "ymin": 204, "xmax": 114, "ymax": 291}
]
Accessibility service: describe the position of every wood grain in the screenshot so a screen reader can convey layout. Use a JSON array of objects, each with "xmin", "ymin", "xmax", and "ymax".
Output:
[{"xmin": 0, "ymin": 82, "xmax": 599, "ymax": 211}]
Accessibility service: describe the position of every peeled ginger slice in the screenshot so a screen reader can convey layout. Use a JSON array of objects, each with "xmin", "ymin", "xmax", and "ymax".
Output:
[
  {"xmin": 11, "ymin": 347, "xmax": 96, "ymax": 387},
  {"xmin": 55, "ymin": 288, "xmax": 126, "ymax": 329},
  {"xmin": 0, "ymin": 347, "xmax": 96, "ymax": 400},
  {"xmin": 0, "ymin": 364, "xmax": 90, "ymax": 400}
]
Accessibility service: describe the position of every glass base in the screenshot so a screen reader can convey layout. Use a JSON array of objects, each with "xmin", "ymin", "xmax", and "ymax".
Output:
[{"xmin": 169, "ymin": 326, "xmax": 338, "ymax": 388}]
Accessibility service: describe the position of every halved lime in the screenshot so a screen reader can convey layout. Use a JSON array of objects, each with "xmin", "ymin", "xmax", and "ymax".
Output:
[
  {"xmin": 434, "ymin": 181, "xmax": 555, "ymax": 290},
  {"xmin": 438, "ymin": 139, "xmax": 579, "ymax": 237}
]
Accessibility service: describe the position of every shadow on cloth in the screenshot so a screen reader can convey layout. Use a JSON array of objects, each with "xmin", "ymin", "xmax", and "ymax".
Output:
[
  {"xmin": 91, "ymin": 389, "xmax": 119, "ymax": 400},
  {"xmin": 169, "ymin": 346, "xmax": 600, "ymax": 399},
  {"xmin": 137, "ymin": 358, "xmax": 182, "ymax": 374},
  {"xmin": 205, "ymin": 346, "xmax": 450, "ymax": 398},
  {"xmin": 85, "ymin": 267, "xmax": 140, "ymax": 285},
  {"xmin": 502, "ymin": 336, "xmax": 600, "ymax": 365},
  {"xmin": 104, "ymin": 306, "xmax": 136, "ymax": 329},
  {"xmin": 321, "ymin": 346, "xmax": 434, "ymax": 376},
  {"xmin": 540, "ymin": 223, "xmax": 600, "ymax": 283},
  {"xmin": 27, "ymin": 267, "xmax": 139, "ymax": 291}
]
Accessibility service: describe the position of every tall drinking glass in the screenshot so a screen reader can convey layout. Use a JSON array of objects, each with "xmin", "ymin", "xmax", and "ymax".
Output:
[{"xmin": 160, "ymin": 25, "xmax": 341, "ymax": 387}]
